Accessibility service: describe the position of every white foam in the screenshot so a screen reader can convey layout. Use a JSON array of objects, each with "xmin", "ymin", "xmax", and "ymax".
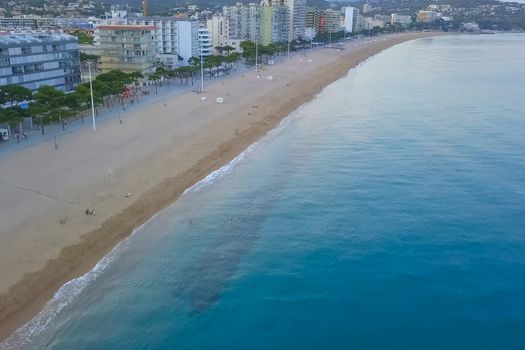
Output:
[
  {"xmin": 0, "ymin": 210, "xmax": 164, "ymax": 350},
  {"xmin": 182, "ymin": 112, "xmax": 297, "ymax": 196}
]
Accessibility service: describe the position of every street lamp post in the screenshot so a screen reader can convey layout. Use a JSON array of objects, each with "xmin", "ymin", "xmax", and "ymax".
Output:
[
  {"xmin": 200, "ymin": 47, "xmax": 204, "ymax": 93},
  {"xmin": 253, "ymin": 10, "xmax": 259, "ymax": 76},
  {"xmin": 87, "ymin": 61, "xmax": 96, "ymax": 132},
  {"xmin": 255, "ymin": 36, "xmax": 259, "ymax": 75}
]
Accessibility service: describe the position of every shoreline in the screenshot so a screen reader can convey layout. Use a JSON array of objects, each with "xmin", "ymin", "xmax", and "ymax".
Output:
[{"xmin": 0, "ymin": 32, "xmax": 442, "ymax": 343}]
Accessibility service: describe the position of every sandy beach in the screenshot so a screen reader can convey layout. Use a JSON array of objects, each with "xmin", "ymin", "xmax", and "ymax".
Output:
[{"xmin": 0, "ymin": 32, "xmax": 441, "ymax": 340}]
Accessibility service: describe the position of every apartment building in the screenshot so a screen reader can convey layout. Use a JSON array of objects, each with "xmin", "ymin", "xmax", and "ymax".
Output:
[
  {"xmin": 416, "ymin": 10, "xmax": 440, "ymax": 23},
  {"xmin": 0, "ymin": 31, "xmax": 81, "ymax": 91},
  {"xmin": 198, "ymin": 27, "xmax": 213, "ymax": 57},
  {"xmin": 97, "ymin": 25, "xmax": 157, "ymax": 74},
  {"xmin": 206, "ymin": 15, "xmax": 243, "ymax": 54},
  {"xmin": 306, "ymin": 7, "xmax": 343, "ymax": 34},
  {"xmin": 0, "ymin": 16, "xmax": 56, "ymax": 30},
  {"xmin": 97, "ymin": 18, "xmax": 200, "ymax": 68},
  {"xmin": 287, "ymin": 0, "xmax": 306, "ymax": 40},
  {"xmin": 344, "ymin": 7, "xmax": 360, "ymax": 33},
  {"xmin": 391, "ymin": 14, "xmax": 413, "ymax": 26}
]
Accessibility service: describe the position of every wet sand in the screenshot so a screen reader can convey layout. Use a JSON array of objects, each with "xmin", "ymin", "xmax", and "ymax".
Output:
[{"xmin": 0, "ymin": 32, "xmax": 442, "ymax": 341}]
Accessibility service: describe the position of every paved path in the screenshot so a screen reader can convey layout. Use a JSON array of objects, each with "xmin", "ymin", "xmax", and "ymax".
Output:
[{"xmin": 0, "ymin": 64, "xmax": 252, "ymax": 157}]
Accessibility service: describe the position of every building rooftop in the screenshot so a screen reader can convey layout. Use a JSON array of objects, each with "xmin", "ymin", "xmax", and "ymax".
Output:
[
  {"xmin": 0, "ymin": 31, "xmax": 77, "ymax": 45},
  {"xmin": 97, "ymin": 25, "xmax": 157, "ymax": 30}
]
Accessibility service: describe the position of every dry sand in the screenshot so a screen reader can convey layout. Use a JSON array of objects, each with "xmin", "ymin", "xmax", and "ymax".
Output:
[{"xmin": 0, "ymin": 32, "xmax": 441, "ymax": 340}]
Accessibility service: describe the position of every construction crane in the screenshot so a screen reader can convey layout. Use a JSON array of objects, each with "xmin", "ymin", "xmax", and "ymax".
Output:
[{"xmin": 142, "ymin": 0, "xmax": 148, "ymax": 16}]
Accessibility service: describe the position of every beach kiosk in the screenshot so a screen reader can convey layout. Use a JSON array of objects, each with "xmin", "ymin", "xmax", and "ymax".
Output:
[{"xmin": 0, "ymin": 128, "xmax": 9, "ymax": 142}]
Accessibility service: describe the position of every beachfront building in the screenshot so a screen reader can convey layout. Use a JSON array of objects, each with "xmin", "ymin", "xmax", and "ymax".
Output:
[
  {"xmin": 198, "ymin": 27, "xmax": 213, "ymax": 57},
  {"xmin": 416, "ymin": 10, "xmax": 440, "ymax": 23},
  {"xmin": 221, "ymin": 2, "xmax": 291, "ymax": 46},
  {"xmin": 207, "ymin": 15, "xmax": 226, "ymax": 51},
  {"xmin": 343, "ymin": 6, "xmax": 360, "ymax": 33},
  {"xmin": 239, "ymin": 3, "xmax": 260, "ymax": 42},
  {"xmin": 284, "ymin": 0, "xmax": 306, "ymax": 40},
  {"xmin": 391, "ymin": 14, "xmax": 413, "ymax": 26},
  {"xmin": 97, "ymin": 25, "xmax": 157, "ymax": 74},
  {"xmin": 271, "ymin": 5, "xmax": 290, "ymax": 43},
  {"xmin": 260, "ymin": 4, "xmax": 273, "ymax": 46},
  {"xmin": 367, "ymin": 18, "xmax": 386, "ymax": 29},
  {"xmin": 125, "ymin": 17, "xmax": 199, "ymax": 66},
  {"xmin": 0, "ymin": 31, "xmax": 81, "ymax": 91},
  {"xmin": 176, "ymin": 20, "xmax": 200, "ymax": 65},
  {"xmin": 206, "ymin": 15, "xmax": 244, "ymax": 54},
  {"xmin": 97, "ymin": 18, "xmax": 200, "ymax": 67},
  {"xmin": 0, "ymin": 16, "xmax": 57, "ymax": 30},
  {"xmin": 305, "ymin": 7, "xmax": 343, "ymax": 34},
  {"xmin": 259, "ymin": 1, "xmax": 290, "ymax": 45},
  {"xmin": 222, "ymin": 3, "xmax": 259, "ymax": 41}
]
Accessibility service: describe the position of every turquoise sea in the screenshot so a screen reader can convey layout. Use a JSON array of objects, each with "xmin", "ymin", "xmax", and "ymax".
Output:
[{"xmin": 3, "ymin": 34, "xmax": 525, "ymax": 349}]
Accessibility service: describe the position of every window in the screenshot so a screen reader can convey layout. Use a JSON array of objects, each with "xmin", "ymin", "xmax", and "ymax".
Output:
[
  {"xmin": 21, "ymin": 47, "xmax": 32, "ymax": 55},
  {"xmin": 12, "ymin": 66, "xmax": 23, "ymax": 74}
]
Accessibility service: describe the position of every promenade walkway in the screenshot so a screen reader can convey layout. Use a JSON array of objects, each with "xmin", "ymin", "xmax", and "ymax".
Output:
[
  {"xmin": 0, "ymin": 64, "xmax": 251, "ymax": 157},
  {"xmin": 0, "ymin": 35, "xmax": 383, "ymax": 158}
]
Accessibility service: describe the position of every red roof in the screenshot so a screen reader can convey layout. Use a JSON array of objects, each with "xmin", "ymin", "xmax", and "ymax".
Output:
[{"xmin": 97, "ymin": 25, "xmax": 157, "ymax": 30}]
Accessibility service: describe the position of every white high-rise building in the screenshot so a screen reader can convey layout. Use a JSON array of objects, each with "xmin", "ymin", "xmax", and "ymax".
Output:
[
  {"xmin": 222, "ymin": 3, "xmax": 259, "ymax": 41},
  {"xmin": 391, "ymin": 13, "xmax": 413, "ymax": 26},
  {"xmin": 207, "ymin": 15, "xmax": 225, "ymax": 49},
  {"xmin": 206, "ymin": 14, "xmax": 243, "ymax": 54},
  {"xmin": 198, "ymin": 27, "xmax": 213, "ymax": 57},
  {"xmin": 177, "ymin": 20, "xmax": 200, "ymax": 65},
  {"xmin": 98, "ymin": 17, "xmax": 200, "ymax": 67},
  {"xmin": 344, "ymin": 6, "xmax": 360, "ymax": 33},
  {"xmin": 220, "ymin": 1, "xmax": 296, "ymax": 45},
  {"xmin": 284, "ymin": 0, "xmax": 306, "ymax": 40}
]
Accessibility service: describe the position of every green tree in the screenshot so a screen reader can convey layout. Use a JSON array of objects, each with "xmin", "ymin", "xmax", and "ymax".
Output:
[
  {"xmin": 188, "ymin": 56, "xmax": 201, "ymax": 67},
  {"xmin": 92, "ymin": 80, "xmax": 112, "ymax": 107},
  {"xmin": 0, "ymin": 106, "xmax": 28, "ymax": 132},
  {"xmin": 72, "ymin": 31, "xmax": 94, "ymax": 45},
  {"xmin": 223, "ymin": 45, "xmax": 235, "ymax": 55},
  {"xmin": 148, "ymin": 71, "xmax": 162, "ymax": 94},
  {"xmin": 32, "ymin": 85, "xmax": 66, "ymax": 134},
  {"xmin": 75, "ymin": 84, "xmax": 95, "ymax": 123},
  {"xmin": 63, "ymin": 92, "xmax": 83, "ymax": 122},
  {"xmin": 240, "ymin": 41, "xmax": 258, "ymax": 67},
  {"xmin": 0, "ymin": 85, "xmax": 33, "ymax": 107},
  {"xmin": 79, "ymin": 52, "xmax": 100, "ymax": 62}
]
